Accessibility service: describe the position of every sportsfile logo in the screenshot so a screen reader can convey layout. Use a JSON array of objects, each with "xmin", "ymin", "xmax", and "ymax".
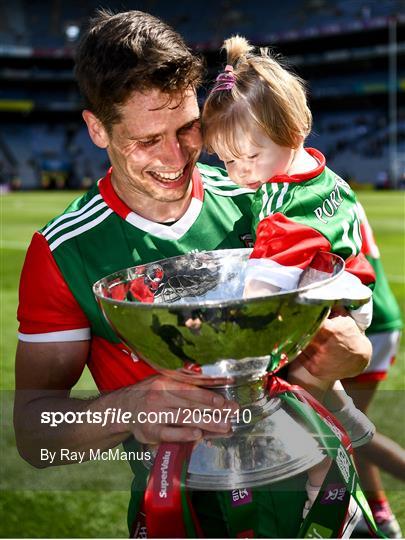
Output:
[{"xmin": 159, "ymin": 450, "xmax": 171, "ymax": 499}]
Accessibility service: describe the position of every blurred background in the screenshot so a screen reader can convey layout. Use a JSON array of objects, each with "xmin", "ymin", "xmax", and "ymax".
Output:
[
  {"xmin": 0, "ymin": 0, "xmax": 404, "ymax": 538},
  {"xmin": 0, "ymin": 0, "xmax": 404, "ymax": 190}
]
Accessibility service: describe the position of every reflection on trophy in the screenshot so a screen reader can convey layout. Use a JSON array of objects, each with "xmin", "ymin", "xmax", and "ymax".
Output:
[{"xmin": 93, "ymin": 249, "xmax": 371, "ymax": 489}]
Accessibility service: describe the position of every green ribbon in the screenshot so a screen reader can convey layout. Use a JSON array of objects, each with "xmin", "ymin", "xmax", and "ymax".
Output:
[{"xmin": 280, "ymin": 391, "xmax": 385, "ymax": 539}]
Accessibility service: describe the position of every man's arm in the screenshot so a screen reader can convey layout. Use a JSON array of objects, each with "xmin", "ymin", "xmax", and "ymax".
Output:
[
  {"xmin": 296, "ymin": 315, "xmax": 372, "ymax": 380},
  {"xmin": 14, "ymin": 341, "xmax": 235, "ymax": 468},
  {"xmin": 14, "ymin": 316, "xmax": 370, "ymax": 468}
]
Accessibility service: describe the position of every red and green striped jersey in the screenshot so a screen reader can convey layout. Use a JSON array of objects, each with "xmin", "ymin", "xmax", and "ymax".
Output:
[
  {"xmin": 247, "ymin": 148, "xmax": 375, "ymax": 289},
  {"xmin": 358, "ymin": 203, "xmax": 403, "ymax": 333},
  {"xmin": 17, "ymin": 164, "xmax": 254, "ymax": 391}
]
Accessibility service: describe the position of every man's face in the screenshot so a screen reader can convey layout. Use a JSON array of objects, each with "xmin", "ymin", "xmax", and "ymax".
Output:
[{"xmin": 105, "ymin": 88, "xmax": 202, "ymax": 206}]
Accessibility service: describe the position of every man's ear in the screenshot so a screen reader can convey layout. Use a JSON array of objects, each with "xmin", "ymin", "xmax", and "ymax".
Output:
[{"xmin": 82, "ymin": 110, "xmax": 109, "ymax": 148}]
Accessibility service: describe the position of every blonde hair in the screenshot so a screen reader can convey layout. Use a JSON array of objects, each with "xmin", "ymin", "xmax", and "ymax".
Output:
[{"xmin": 202, "ymin": 36, "xmax": 312, "ymax": 158}]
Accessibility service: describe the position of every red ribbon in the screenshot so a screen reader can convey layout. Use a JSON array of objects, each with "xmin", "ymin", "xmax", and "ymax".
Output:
[{"xmin": 143, "ymin": 442, "xmax": 202, "ymax": 538}]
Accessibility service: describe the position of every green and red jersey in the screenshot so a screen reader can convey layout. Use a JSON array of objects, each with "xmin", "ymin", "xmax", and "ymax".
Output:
[
  {"xmin": 17, "ymin": 165, "xmax": 312, "ymax": 538},
  {"xmin": 247, "ymin": 148, "xmax": 375, "ymax": 288},
  {"xmin": 17, "ymin": 164, "xmax": 254, "ymax": 392},
  {"xmin": 17, "ymin": 161, "xmax": 379, "ymax": 537}
]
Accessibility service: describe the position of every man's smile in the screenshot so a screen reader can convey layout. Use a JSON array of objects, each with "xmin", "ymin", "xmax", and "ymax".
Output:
[{"xmin": 147, "ymin": 162, "xmax": 191, "ymax": 190}]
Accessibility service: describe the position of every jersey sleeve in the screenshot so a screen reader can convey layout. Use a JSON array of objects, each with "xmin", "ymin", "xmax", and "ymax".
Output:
[
  {"xmin": 17, "ymin": 232, "xmax": 91, "ymax": 342},
  {"xmin": 247, "ymin": 213, "xmax": 332, "ymax": 290}
]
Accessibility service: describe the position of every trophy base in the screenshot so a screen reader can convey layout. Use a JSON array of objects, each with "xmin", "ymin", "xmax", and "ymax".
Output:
[{"xmin": 144, "ymin": 396, "xmax": 325, "ymax": 490}]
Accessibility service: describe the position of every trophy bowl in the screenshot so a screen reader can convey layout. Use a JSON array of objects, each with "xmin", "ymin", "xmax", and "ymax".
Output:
[{"xmin": 93, "ymin": 249, "xmax": 371, "ymax": 488}]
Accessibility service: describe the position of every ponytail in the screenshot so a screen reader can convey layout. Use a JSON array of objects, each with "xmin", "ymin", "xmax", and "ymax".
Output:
[{"xmin": 222, "ymin": 35, "xmax": 254, "ymax": 67}]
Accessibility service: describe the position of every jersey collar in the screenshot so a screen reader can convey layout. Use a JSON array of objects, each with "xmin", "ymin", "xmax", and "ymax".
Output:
[
  {"xmin": 266, "ymin": 148, "xmax": 326, "ymax": 184},
  {"xmin": 98, "ymin": 167, "xmax": 204, "ymax": 240}
]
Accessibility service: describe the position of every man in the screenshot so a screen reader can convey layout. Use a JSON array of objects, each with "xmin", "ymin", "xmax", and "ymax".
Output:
[{"xmin": 14, "ymin": 10, "xmax": 372, "ymax": 537}]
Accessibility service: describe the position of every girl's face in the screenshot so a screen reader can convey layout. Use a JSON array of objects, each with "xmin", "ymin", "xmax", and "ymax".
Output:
[{"xmin": 216, "ymin": 125, "xmax": 294, "ymax": 190}]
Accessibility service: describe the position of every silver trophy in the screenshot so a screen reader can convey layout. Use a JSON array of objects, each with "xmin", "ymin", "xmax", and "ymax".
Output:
[{"xmin": 93, "ymin": 249, "xmax": 371, "ymax": 489}]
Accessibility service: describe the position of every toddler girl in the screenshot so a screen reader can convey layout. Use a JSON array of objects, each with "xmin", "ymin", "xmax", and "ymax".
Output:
[{"xmin": 202, "ymin": 35, "xmax": 375, "ymax": 519}]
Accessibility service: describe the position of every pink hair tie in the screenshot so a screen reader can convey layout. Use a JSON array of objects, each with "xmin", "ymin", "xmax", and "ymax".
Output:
[{"xmin": 211, "ymin": 64, "xmax": 236, "ymax": 93}]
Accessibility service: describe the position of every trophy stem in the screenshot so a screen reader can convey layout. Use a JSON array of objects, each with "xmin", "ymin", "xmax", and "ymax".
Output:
[
  {"xmin": 206, "ymin": 375, "xmax": 267, "ymax": 406},
  {"xmin": 205, "ymin": 375, "xmax": 282, "ymax": 431}
]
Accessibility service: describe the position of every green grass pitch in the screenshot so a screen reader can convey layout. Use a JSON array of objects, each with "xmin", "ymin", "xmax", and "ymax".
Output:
[{"xmin": 1, "ymin": 190, "xmax": 404, "ymax": 537}]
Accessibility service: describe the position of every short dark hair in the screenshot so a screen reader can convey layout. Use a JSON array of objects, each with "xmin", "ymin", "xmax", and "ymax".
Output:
[{"xmin": 75, "ymin": 9, "xmax": 204, "ymax": 129}]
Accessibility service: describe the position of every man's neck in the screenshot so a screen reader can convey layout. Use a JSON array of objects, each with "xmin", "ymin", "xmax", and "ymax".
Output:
[{"xmin": 111, "ymin": 174, "xmax": 193, "ymax": 223}]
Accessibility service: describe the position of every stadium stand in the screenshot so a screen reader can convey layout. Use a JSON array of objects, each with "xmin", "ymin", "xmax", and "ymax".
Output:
[
  {"xmin": 308, "ymin": 113, "xmax": 405, "ymax": 185},
  {"xmin": 0, "ymin": 0, "xmax": 403, "ymax": 49},
  {"xmin": 0, "ymin": 0, "xmax": 404, "ymax": 189}
]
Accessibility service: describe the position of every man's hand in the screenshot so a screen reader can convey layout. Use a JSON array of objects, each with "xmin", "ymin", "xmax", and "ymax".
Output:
[
  {"xmin": 14, "ymin": 341, "xmax": 237, "ymax": 467},
  {"xmin": 296, "ymin": 316, "xmax": 371, "ymax": 381},
  {"xmin": 117, "ymin": 375, "xmax": 238, "ymax": 444}
]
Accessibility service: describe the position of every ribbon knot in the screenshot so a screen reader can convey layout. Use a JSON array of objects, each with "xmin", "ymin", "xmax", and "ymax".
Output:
[{"xmin": 211, "ymin": 64, "xmax": 236, "ymax": 93}]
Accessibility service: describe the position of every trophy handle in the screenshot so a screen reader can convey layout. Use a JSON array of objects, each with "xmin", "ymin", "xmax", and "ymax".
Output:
[{"xmin": 297, "ymin": 271, "xmax": 372, "ymax": 308}]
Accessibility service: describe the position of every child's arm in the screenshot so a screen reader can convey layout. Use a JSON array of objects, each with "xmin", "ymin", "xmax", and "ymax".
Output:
[
  {"xmin": 247, "ymin": 177, "xmax": 375, "ymax": 293},
  {"xmin": 246, "ymin": 212, "xmax": 332, "ymax": 291},
  {"xmin": 288, "ymin": 361, "xmax": 331, "ymax": 401}
]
